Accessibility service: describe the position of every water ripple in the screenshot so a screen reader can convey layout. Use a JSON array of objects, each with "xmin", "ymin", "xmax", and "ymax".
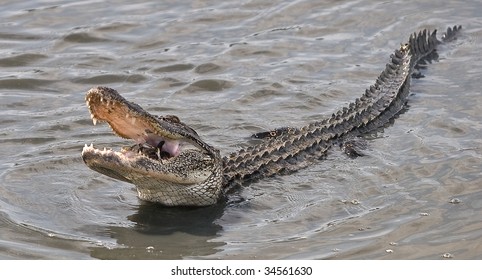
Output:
[{"xmin": 0, "ymin": 0, "xmax": 481, "ymax": 260}]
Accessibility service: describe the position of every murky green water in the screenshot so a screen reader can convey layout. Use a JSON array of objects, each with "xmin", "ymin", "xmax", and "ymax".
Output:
[{"xmin": 0, "ymin": 0, "xmax": 481, "ymax": 259}]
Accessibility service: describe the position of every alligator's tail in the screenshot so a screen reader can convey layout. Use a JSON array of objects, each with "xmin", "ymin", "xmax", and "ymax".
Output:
[
  {"xmin": 222, "ymin": 25, "xmax": 462, "ymax": 187},
  {"xmin": 409, "ymin": 25, "xmax": 462, "ymax": 70},
  {"xmin": 442, "ymin": 25, "xmax": 463, "ymax": 43},
  {"xmin": 250, "ymin": 25, "xmax": 463, "ymax": 141},
  {"xmin": 354, "ymin": 25, "xmax": 462, "ymax": 135}
]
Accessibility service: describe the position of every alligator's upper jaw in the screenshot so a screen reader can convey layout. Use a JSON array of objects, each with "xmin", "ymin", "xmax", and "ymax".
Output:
[{"xmin": 84, "ymin": 86, "xmax": 182, "ymax": 156}]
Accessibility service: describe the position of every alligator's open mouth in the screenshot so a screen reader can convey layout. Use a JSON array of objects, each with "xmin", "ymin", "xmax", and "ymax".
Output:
[
  {"xmin": 82, "ymin": 124, "xmax": 184, "ymax": 165},
  {"xmin": 82, "ymin": 138, "xmax": 178, "ymax": 164},
  {"xmin": 81, "ymin": 87, "xmax": 188, "ymax": 164}
]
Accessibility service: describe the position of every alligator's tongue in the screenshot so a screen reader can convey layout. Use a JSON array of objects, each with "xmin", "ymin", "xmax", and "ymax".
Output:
[{"xmin": 144, "ymin": 134, "xmax": 180, "ymax": 157}]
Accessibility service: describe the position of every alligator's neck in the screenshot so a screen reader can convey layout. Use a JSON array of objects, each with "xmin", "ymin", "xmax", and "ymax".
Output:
[{"xmin": 222, "ymin": 26, "xmax": 461, "ymax": 188}]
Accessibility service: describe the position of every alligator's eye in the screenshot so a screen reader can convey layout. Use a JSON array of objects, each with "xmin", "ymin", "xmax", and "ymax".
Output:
[{"xmin": 162, "ymin": 115, "xmax": 181, "ymax": 123}]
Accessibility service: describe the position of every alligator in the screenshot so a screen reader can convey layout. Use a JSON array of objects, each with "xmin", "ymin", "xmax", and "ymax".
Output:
[{"xmin": 82, "ymin": 25, "xmax": 462, "ymax": 206}]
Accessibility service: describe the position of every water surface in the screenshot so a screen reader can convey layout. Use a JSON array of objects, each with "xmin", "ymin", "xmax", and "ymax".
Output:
[{"xmin": 0, "ymin": 0, "xmax": 481, "ymax": 259}]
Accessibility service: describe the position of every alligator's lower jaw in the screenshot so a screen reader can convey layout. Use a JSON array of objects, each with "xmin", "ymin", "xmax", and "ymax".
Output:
[
  {"xmin": 82, "ymin": 143, "xmax": 137, "ymax": 183},
  {"xmin": 81, "ymin": 143, "xmax": 222, "ymax": 206},
  {"xmin": 81, "ymin": 143, "xmax": 167, "ymax": 182},
  {"xmin": 81, "ymin": 143, "xmax": 213, "ymax": 182},
  {"xmin": 82, "ymin": 143, "xmax": 143, "ymax": 161}
]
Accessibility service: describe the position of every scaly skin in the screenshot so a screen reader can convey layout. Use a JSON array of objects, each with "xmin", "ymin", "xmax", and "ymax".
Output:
[{"xmin": 82, "ymin": 26, "xmax": 461, "ymax": 206}]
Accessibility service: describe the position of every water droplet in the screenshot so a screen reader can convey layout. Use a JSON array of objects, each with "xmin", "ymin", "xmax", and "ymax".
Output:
[
  {"xmin": 449, "ymin": 198, "xmax": 461, "ymax": 204},
  {"xmin": 442, "ymin": 253, "xmax": 453, "ymax": 259}
]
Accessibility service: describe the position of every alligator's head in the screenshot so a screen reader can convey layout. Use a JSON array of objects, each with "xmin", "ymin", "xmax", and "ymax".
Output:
[{"xmin": 81, "ymin": 87, "xmax": 223, "ymax": 206}]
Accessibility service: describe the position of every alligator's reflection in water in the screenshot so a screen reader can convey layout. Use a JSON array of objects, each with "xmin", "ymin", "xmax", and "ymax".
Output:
[{"xmin": 91, "ymin": 202, "xmax": 226, "ymax": 259}]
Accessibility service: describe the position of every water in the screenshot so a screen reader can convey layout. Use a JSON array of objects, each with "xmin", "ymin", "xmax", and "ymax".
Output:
[{"xmin": 0, "ymin": 0, "xmax": 481, "ymax": 259}]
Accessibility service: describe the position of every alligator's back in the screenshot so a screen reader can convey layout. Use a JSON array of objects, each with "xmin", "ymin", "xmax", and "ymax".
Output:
[{"xmin": 223, "ymin": 25, "xmax": 462, "ymax": 188}]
